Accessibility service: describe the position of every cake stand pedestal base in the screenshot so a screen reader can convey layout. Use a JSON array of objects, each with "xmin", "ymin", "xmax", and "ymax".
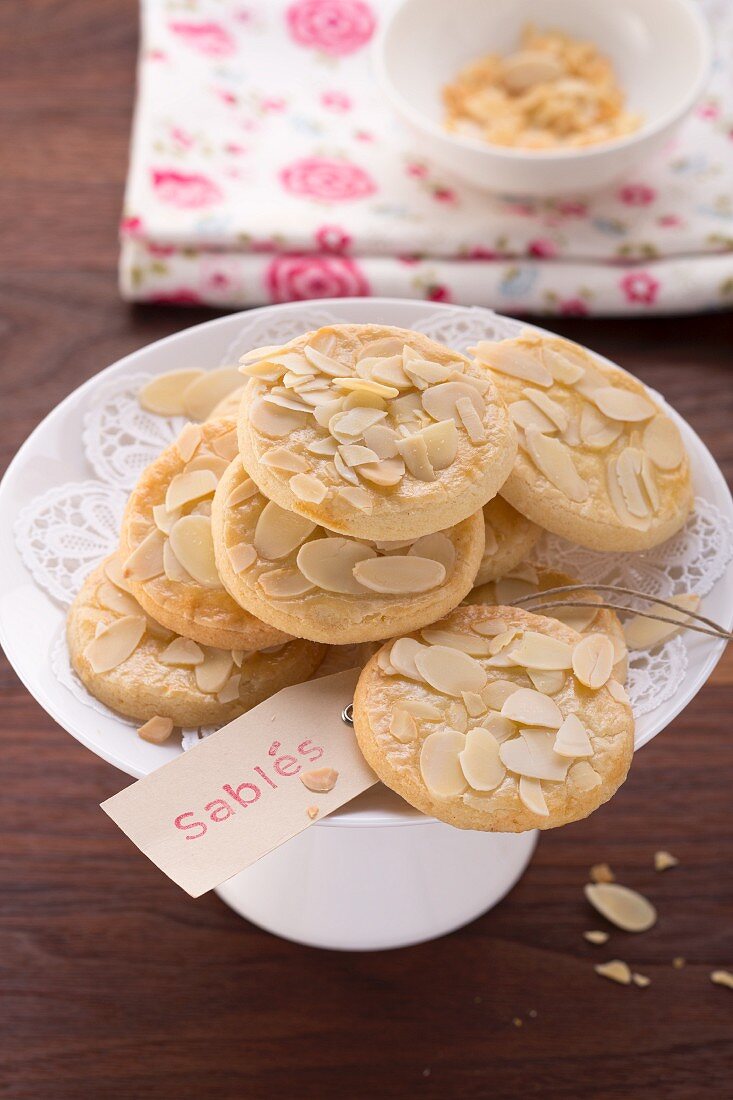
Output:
[{"xmin": 215, "ymin": 819, "xmax": 538, "ymax": 951}]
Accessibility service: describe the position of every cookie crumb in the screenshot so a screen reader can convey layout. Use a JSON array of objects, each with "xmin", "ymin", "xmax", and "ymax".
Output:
[
  {"xmin": 673, "ymin": 957, "xmax": 686, "ymax": 970},
  {"xmin": 710, "ymin": 970, "xmax": 733, "ymax": 990},
  {"xmin": 528, "ymin": 1009, "xmax": 538, "ymax": 1018},
  {"xmin": 654, "ymin": 850, "xmax": 679, "ymax": 872},
  {"xmin": 512, "ymin": 1017, "xmax": 523, "ymax": 1028},
  {"xmin": 595, "ymin": 959, "xmax": 632, "ymax": 985},
  {"xmin": 584, "ymin": 930, "xmax": 610, "ymax": 945},
  {"xmin": 590, "ymin": 862, "xmax": 615, "ymax": 884},
  {"xmin": 473, "ymin": 995, "xmax": 482, "ymax": 1004},
  {"xmin": 422, "ymin": 1068, "xmax": 431, "ymax": 1078},
  {"xmin": 300, "ymin": 766, "xmax": 339, "ymax": 793},
  {"xmin": 306, "ymin": 805, "xmax": 319, "ymax": 820},
  {"xmin": 632, "ymin": 973, "xmax": 651, "ymax": 987}
]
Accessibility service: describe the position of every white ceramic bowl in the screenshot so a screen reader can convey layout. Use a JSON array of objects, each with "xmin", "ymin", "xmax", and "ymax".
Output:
[{"xmin": 375, "ymin": 0, "xmax": 711, "ymax": 195}]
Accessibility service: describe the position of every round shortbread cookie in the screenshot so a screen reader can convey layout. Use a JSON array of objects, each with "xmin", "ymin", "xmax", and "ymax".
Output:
[
  {"xmin": 208, "ymin": 386, "xmax": 245, "ymax": 421},
  {"xmin": 472, "ymin": 331, "xmax": 692, "ymax": 551},
  {"xmin": 67, "ymin": 557, "xmax": 326, "ymax": 727},
  {"xmin": 119, "ymin": 417, "xmax": 289, "ymax": 650},
  {"xmin": 466, "ymin": 563, "xmax": 628, "ymax": 683},
  {"xmin": 353, "ymin": 604, "xmax": 634, "ymax": 832},
  {"xmin": 475, "ymin": 496, "xmax": 541, "ymax": 586},
  {"xmin": 211, "ymin": 456, "xmax": 485, "ymax": 644},
  {"xmin": 237, "ymin": 324, "xmax": 517, "ymax": 540}
]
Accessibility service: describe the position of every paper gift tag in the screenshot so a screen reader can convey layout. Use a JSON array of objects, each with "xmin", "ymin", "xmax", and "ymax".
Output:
[{"xmin": 101, "ymin": 669, "xmax": 377, "ymax": 897}]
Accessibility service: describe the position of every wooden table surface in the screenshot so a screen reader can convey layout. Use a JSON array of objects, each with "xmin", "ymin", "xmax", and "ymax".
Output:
[{"xmin": 1, "ymin": 3, "xmax": 731, "ymax": 1097}]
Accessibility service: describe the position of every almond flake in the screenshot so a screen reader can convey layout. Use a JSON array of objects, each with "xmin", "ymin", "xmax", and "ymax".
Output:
[
  {"xmin": 307, "ymin": 437, "xmax": 339, "ymax": 457},
  {"xmin": 473, "ymin": 340, "xmax": 552, "ymax": 386},
  {"xmin": 228, "ymin": 542, "xmax": 257, "ymax": 573},
  {"xmin": 123, "ymin": 530, "xmax": 166, "ymax": 582},
  {"xmin": 580, "ymin": 404, "xmax": 623, "ymax": 450},
  {"xmin": 399, "ymin": 699, "xmax": 442, "ymax": 720},
  {"xmin": 136, "ymin": 715, "xmax": 175, "ymax": 744},
  {"xmin": 422, "ymin": 381, "xmax": 484, "ymax": 426},
  {"xmin": 461, "ymin": 691, "xmax": 487, "ymax": 717},
  {"xmin": 500, "ymin": 730, "xmax": 571, "ymax": 780},
  {"xmin": 623, "ymin": 593, "xmax": 699, "ymax": 651},
  {"xmin": 509, "ymin": 399, "xmax": 557, "ymax": 434},
  {"xmin": 525, "ymin": 428, "xmax": 589, "ymax": 502},
  {"xmin": 595, "ymin": 960, "xmax": 632, "ymax": 985},
  {"xmin": 217, "ymin": 673, "xmax": 242, "ymax": 704},
  {"xmin": 333, "ymin": 376, "xmax": 398, "ymax": 400},
  {"xmin": 240, "ymin": 343, "xmax": 287, "ymax": 364},
  {"xmin": 654, "ymin": 850, "xmax": 679, "ymax": 872},
  {"xmin": 390, "ymin": 709, "xmax": 418, "ymax": 743},
  {"xmin": 397, "ymin": 433, "xmax": 436, "ymax": 481},
  {"xmin": 455, "ymin": 395, "xmax": 487, "ymax": 444},
  {"xmin": 304, "ymin": 345, "xmax": 346, "ymax": 377},
  {"xmin": 501, "ymin": 688, "xmax": 562, "ymax": 728},
  {"xmin": 518, "ymin": 776, "xmax": 549, "ymax": 816},
  {"xmin": 569, "ymin": 762, "xmax": 602, "ymax": 792},
  {"xmin": 289, "ymin": 473, "xmax": 327, "ymax": 504},
  {"xmin": 297, "ymin": 538, "xmax": 376, "ymax": 595},
  {"xmin": 195, "ymin": 648, "xmax": 234, "ymax": 694},
  {"xmin": 358, "ymin": 457, "xmax": 405, "ymax": 487},
  {"xmin": 103, "ymin": 556, "xmax": 132, "ymax": 593},
  {"xmin": 584, "ymin": 930, "xmax": 609, "ymax": 944},
  {"xmin": 210, "ymin": 428, "xmax": 240, "ymax": 461},
  {"xmin": 362, "ymin": 424, "xmax": 399, "ymax": 460},
  {"xmin": 482, "ymin": 679, "xmax": 521, "ymax": 709},
  {"xmin": 342, "ymin": 389, "xmax": 388, "ymax": 412},
  {"xmin": 584, "ymin": 882, "xmax": 657, "ymax": 932},
  {"xmin": 334, "ymin": 452, "xmax": 359, "ymax": 485},
  {"xmin": 139, "ymin": 370, "xmax": 204, "ymax": 416},
  {"xmin": 388, "ymin": 637, "xmax": 430, "ymax": 680},
  {"xmin": 633, "ymin": 973, "xmax": 651, "ymax": 988},
  {"xmin": 264, "ymin": 391, "xmax": 313, "ymax": 414},
  {"xmin": 415, "ymin": 421, "xmax": 458, "ymax": 471},
  {"xmin": 96, "ymin": 581, "xmax": 141, "ymax": 618},
  {"xmin": 249, "ymin": 396, "xmax": 307, "ymax": 438},
  {"xmin": 459, "ymin": 727, "xmax": 505, "ymax": 790},
  {"xmin": 353, "ymin": 555, "xmax": 445, "ymax": 595},
  {"xmin": 254, "ymin": 501, "xmax": 315, "ymax": 560},
  {"xmin": 524, "ymin": 388, "xmax": 568, "ymax": 431},
  {"xmin": 591, "ymin": 386, "xmax": 656, "ymax": 423},
  {"xmin": 507, "ymin": 630, "xmax": 573, "ymax": 671},
  {"xmin": 84, "ymin": 616, "xmax": 146, "ymax": 673},
  {"xmin": 606, "ymin": 679, "xmax": 630, "ymax": 705},
  {"xmin": 182, "ymin": 368, "xmax": 242, "ymax": 421},
  {"xmin": 527, "ymin": 668, "xmax": 566, "ymax": 695},
  {"xmin": 479, "ymin": 712, "xmax": 517, "ymax": 742},
  {"xmin": 404, "ymin": 357, "xmax": 453, "ymax": 386},
  {"xmin": 409, "ymin": 533, "xmax": 455, "ymax": 574},
  {"xmin": 573, "ymin": 361, "xmax": 609, "ymax": 400},
  {"xmin": 607, "ymin": 455, "xmax": 651, "ymax": 531},
  {"xmin": 338, "ymin": 444, "xmax": 379, "ymax": 467},
  {"xmin": 710, "ymin": 970, "xmax": 733, "ymax": 990},
  {"xmin": 227, "ymin": 477, "xmax": 259, "ymax": 507},
  {"xmin": 300, "ymin": 766, "xmax": 339, "ymax": 792},
  {"xmin": 337, "ymin": 486, "xmax": 373, "ymax": 513},
  {"xmin": 163, "ymin": 539, "xmax": 192, "ymax": 583},
  {"xmin": 642, "ymin": 416, "xmax": 685, "ymax": 470},
  {"xmin": 329, "ymin": 407, "xmax": 386, "ymax": 442},
  {"xmin": 259, "ymin": 569, "xmax": 315, "ymax": 598},
  {"xmin": 543, "ymin": 348, "xmax": 585, "ymax": 384},
  {"xmin": 420, "ymin": 629, "xmax": 492, "ymax": 656},
  {"xmin": 165, "ymin": 469, "xmax": 217, "ymax": 512},
  {"xmin": 168, "ymin": 516, "xmax": 220, "ymax": 588},
  {"xmin": 362, "ymin": 354, "xmax": 412, "ymax": 390},
  {"xmin": 184, "ymin": 453, "xmax": 229, "ymax": 481},
  {"xmin": 572, "ymin": 633, "xmax": 614, "ymax": 689},
  {"xmin": 358, "ymin": 337, "xmax": 405, "ymax": 361},
  {"xmin": 261, "ymin": 448, "xmax": 310, "ymax": 474},
  {"xmin": 420, "ymin": 729, "xmax": 467, "ymax": 798},
  {"xmin": 414, "ymin": 645, "xmax": 487, "ymax": 697},
  {"xmin": 160, "ymin": 637, "xmax": 204, "ymax": 666},
  {"xmin": 239, "ymin": 359, "xmax": 286, "ymax": 382},
  {"xmin": 554, "ymin": 714, "xmax": 592, "ymax": 757},
  {"xmin": 314, "ymin": 399, "xmax": 343, "ymax": 428}
]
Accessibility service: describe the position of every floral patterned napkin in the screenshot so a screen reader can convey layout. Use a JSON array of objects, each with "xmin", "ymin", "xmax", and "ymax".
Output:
[{"xmin": 120, "ymin": 0, "xmax": 733, "ymax": 316}]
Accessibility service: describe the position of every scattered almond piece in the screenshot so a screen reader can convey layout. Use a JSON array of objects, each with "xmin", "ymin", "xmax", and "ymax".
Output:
[
  {"xmin": 585, "ymin": 882, "xmax": 657, "ymax": 933},
  {"xmin": 632, "ymin": 973, "xmax": 651, "ymax": 988},
  {"xmin": 306, "ymin": 806, "xmax": 319, "ymax": 821},
  {"xmin": 710, "ymin": 970, "xmax": 733, "ymax": 990},
  {"xmin": 584, "ymin": 930, "xmax": 610, "ymax": 945},
  {"xmin": 673, "ymin": 957, "xmax": 686, "ymax": 970},
  {"xmin": 590, "ymin": 862, "xmax": 615, "ymax": 884},
  {"xmin": 654, "ymin": 850, "xmax": 679, "ymax": 872},
  {"xmin": 137, "ymin": 715, "xmax": 174, "ymax": 744},
  {"xmin": 595, "ymin": 960, "xmax": 632, "ymax": 985},
  {"xmin": 300, "ymin": 767, "xmax": 339, "ymax": 793}
]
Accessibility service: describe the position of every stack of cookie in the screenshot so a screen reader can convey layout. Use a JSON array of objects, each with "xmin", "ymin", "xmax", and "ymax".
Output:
[{"xmin": 67, "ymin": 323, "xmax": 692, "ymax": 831}]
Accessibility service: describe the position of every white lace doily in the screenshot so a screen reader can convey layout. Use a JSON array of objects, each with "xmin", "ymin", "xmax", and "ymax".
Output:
[{"xmin": 13, "ymin": 304, "xmax": 733, "ymax": 731}]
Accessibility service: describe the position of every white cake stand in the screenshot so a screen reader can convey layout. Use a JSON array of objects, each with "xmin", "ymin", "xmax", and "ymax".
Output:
[{"xmin": 1, "ymin": 300, "xmax": 731, "ymax": 951}]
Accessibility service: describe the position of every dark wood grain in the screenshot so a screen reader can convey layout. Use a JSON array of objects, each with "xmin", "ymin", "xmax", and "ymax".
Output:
[{"xmin": 0, "ymin": 3, "xmax": 731, "ymax": 1097}]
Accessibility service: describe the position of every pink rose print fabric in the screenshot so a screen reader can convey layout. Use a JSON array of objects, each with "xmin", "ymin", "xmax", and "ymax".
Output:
[{"xmin": 121, "ymin": 0, "xmax": 733, "ymax": 315}]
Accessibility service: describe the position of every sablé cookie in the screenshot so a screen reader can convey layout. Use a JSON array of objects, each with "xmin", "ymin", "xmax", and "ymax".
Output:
[
  {"xmin": 475, "ymin": 495, "xmax": 541, "ymax": 586},
  {"xmin": 237, "ymin": 324, "xmax": 517, "ymax": 540},
  {"xmin": 472, "ymin": 331, "xmax": 692, "ymax": 551},
  {"xmin": 211, "ymin": 455, "xmax": 485, "ymax": 644},
  {"xmin": 467, "ymin": 563, "xmax": 628, "ymax": 683},
  {"xmin": 119, "ymin": 417, "xmax": 289, "ymax": 651},
  {"xmin": 353, "ymin": 605, "xmax": 634, "ymax": 832},
  {"xmin": 67, "ymin": 557, "xmax": 326, "ymax": 727}
]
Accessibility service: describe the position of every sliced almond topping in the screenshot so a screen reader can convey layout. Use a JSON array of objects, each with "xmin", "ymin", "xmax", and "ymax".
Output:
[
  {"xmin": 501, "ymin": 688, "xmax": 562, "ymax": 728},
  {"xmin": 414, "ymin": 645, "xmax": 487, "ymax": 697},
  {"xmin": 159, "ymin": 637, "xmax": 204, "ymax": 666},
  {"xmin": 392, "ymin": 392, "xmax": 425, "ymax": 424},
  {"xmin": 210, "ymin": 428, "xmax": 239, "ymax": 461},
  {"xmin": 352, "ymin": 555, "xmax": 445, "ymax": 595},
  {"xmin": 569, "ymin": 762, "xmax": 602, "ymax": 792},
  {"xmin": 168, "ymin": 516, "xmax": 221, "ymax": 588},
  {"xmin": 633, "ymin": 973, "xmax": 651, "ymax": 988},
  {"xmin": 264, "ymin": 391, "xmax": 313, "ymax": 414},
  {"xmin": 623, "ymin": 593, "xmax": 699, "ymax": 650},
  {"xmin": 542, "ymin": 348, "xmax": 585, "ymax": 384},
  {"xmin": 329, "ymin": 407, "xmax": 386, "ymax": 442},
  {"xmin": 420, "ymin": 729, "xmax": 467, "ymax": 798},
  {"xmin": 312, "ymin": 399, "xmax": 343, "ymax": 429},
  {"xmin": 654, "ymin": 850, "xmax": 679, "ymax": 872},
  {"xmin": 162, "ymin": 539, "xmax": 192, "ymax": 583},
  {"xmin": 479, "ymin": 712, "xmax": 517, "ymax": 743},
  {"xmin": 584, "ymin": 930, "xmax": 610, "ymax": 944},
  {"xmin": 500, "ymin": 730, "xmax": 571, "ymax": 781},
  {"xmin": 617, "ymin": 447, "xmax": 652, "ymax": 517},
  {"xmin": 580, "ymin": 404, "xmax": 623, "ymax": 450},
  {"xmin": 137, "ymin": 715, "xmax": 174, "ymax": 744},
  {"xmin": 182, "ymin": 368, "xmax": 242, "ymax": 421},
  {"xmin": 307, "ymin": 437, "xmax": 339, "ymax": 457},
  {"xmin": 362, "ymin": 424, "xmax": 399, "ymax": 460},
  {"xmin": 361, "ymin": 354, "xmax": 412, "ymax": 390},
  {"xmin": 525, "ymin": 428, "xmax": 589, "ymax": 502},
  {"xmin": 103, "ymin": 555, "xmax": 132, "ymax": 593},
  {"xmin": 259, "ymin": 569, "xmax": 316, "ymax": 598},
  {"xmin": 334, "ymin": 452, "xmax": 359, "ymax": 485},
  {"xmin": 260, "ymin": 448, "xmax": 310, "ymax": 474},
  {"xmin": 358, "ymin": 457, "xmax": 405, "ymax": 487},
  {"xmin": 338, "ymin": 444, "xmax": 379, "ymax": 467},
  {"xmin": 461, "ymin": 691, "xmax": 487, "ymax": 718},
  {"xmin": 254, "ymin": 501, "xmax": 315, "ymax": 560},
  {"xmin": 228, "ymin": 542, "xmax": 257, "ymax": 573},
  {"xmin": 389, "ymin": 637, "xmax": 430, "ymax": 680},
  {"xmin": 420, "ymin": 629, "xmax": 492, "ymax": 656},
  {"xmin": 409, "ymin": 532, "xmax": 456, "ymax": 574},
  {"xmin": 554, "ymin": 714, "xmax": 592, "ymax": 758},
  {"xmin": 358, "ymin": 337, "xmax": 405, "ymax": 361},
  {"xmin": 139, "ymin": 371, "xmax": 206, "ymax": 416},
  {"xmin": 607, "ymin": 455, "xmax": 651, "ymax": 531},
  {"xmin": 333, "ymin": 376, "xmax": 398, "ymax": 400},
  {"xmin": 165, "ymin": 469, "xmax": 217, "ymax": 512},
  {"xmin": 239, "ymin": 359, "xmax": 287, "ymax": 383},
  {"xmin": 591, "ymin": 865, "xmax": 615, "ymax": 886},
  {"xmin": 509, "ymin": 399, "xmax": 557, "ymax": 434},
  {"xmin": 473, "ymin": 340, "xmax": 553, "ymax": 386},
  {"xmin": 606, "ymin": 679, "xmax": 630, "ymax": 705},
  {"xmin": 455, "ymin": 395, "xmax": 487, "ymax": 444},
  {"xmin": 592, "ymin": 386, "xmax": 656, "ymax": 423},
  {"xmin": 422, "ymin": 381, "xmax": 484, "ymax": 425},
  {"xmin": 518, "ymin": 776, "xmax": 549, "ymax": 816},
  {"xmin": 337, "ymin": 486, "xmax": 373, "ymax": 513},
  {"xmin": 595, "ymin": 960, "xmax": 632, "ymax": 986},
  {"xmin": 447, "ymin": 702, "xmax": 469, "ymax": 733},
  {"xmin": 508, "ymin": 630, "xmax": 573, "ymax": 671},
  {"xmin": 289, "ymin": 473, "xmax": 327, "ymax": 505},
  {"xmin": 404, "ymin": 357, "xmax": 453, "ymax": 386},
  {"xmin": 548, "ymin": 594, "xmax": 602, "ymax": 633},
  {"xmin": 195, "ymin": 648, "xmax": 234, "ymax": 694},
  {"xmin": 390, "ymin": 709, "xmax": 418, "ymax": 743},
  {"xmin": 417, "ymin": 420, "xmax": 458, "ymax": 470},
  {"xmin": 304, "ymin": 345, "xmax": 346, "ymax": 377},
  {"xmin": 123, "ymin": 530, "xmax": 166, "ymax": 582},
  {"xmin": 240, "ymin": 343, "xmax": 288, "ymax": 364},
  {"xmin": 572, "ymin": 633, "xmax": 614, "ymax": 689},
  {"xmin": 249, "ymin": 396, "xmax": 307, "ymax": 438},
  {"xmin": 642, "ymin": 415, "xmax": 684, "ymax": 470},
  {"xmin": 96, "ymin": 581, "xmax": 140, "ymax": 618},
  {"xmin": 300, "ymin": 766, "xmax": 339, "ymax": 792},
  {"xmin": 482, "ymin": 679, "xmax": 521, "ymax": 710},
  {"xmin": 397, "ymin": 433, "xmax": 436, "ymax": 481},
  {"xmin": 84, "ymin": 616, "xmax": 146, "ymax": 673},
  {"xmin": 217, "ymin": 673, "xmax": 242, "ymax": 704},
  {"xmin": 227, "ymin": 477, "xmax": 259, "ymax": 507},
  {"xmin": 527, "ymin": 668, "xmax": 566, "ymax": 695},
  {"xmin": 459, "ymin": 727, "xmax": 505, "ymax": 791},
  {"xmin": 524, "ymin": 389, "xmax": 568, "ymax": 431},
  {"xmin": 399, "ymin": 699, "xmax": 442, "ymax": 720},
  {"xmin": 710, "ymin": 970, "xmax": 733, "ymax": 990},
  {"xmin": 184, "ymin": 453, "xmax": 229, "ymax": 481},
  {"xmin": 584, "ymin": 882, "xmax": 657, "ymax": 932},
  {"xmin": 297, "ymin": 538, "xmax": 376, "ymax": 595}
]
